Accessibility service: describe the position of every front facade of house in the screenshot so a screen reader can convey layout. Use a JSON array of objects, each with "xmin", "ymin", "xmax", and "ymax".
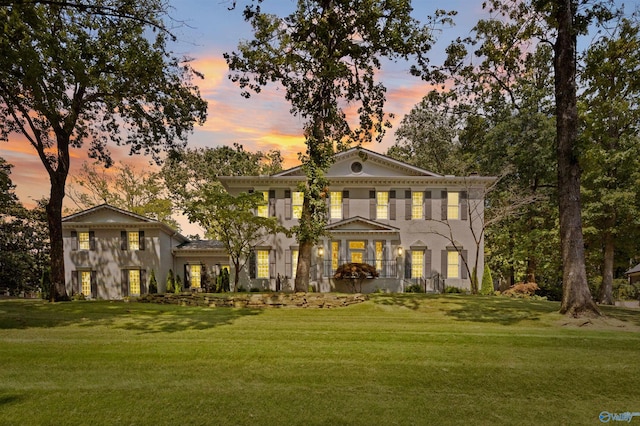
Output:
[
  {"xmin": 63, "ymin": 149, "xmax": 494, "ymax": 299},
  {"xmin": 221, "ymin": 148, "xmax": 495, "ymax": 293}
]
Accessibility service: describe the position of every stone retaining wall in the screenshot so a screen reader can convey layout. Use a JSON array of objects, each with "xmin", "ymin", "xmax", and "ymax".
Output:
[{"xmin": 137, "ymin": 292, "xmax": 368, "ymax": 308}]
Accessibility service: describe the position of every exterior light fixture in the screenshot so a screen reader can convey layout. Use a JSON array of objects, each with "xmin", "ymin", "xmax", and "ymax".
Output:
[
  {"xmin": 317, "ymin": 246, "xmax": 324, "ymax": 257},
  {"xmin": 397, "ymin": 246, "xmax": 403, "ymax": 256}
]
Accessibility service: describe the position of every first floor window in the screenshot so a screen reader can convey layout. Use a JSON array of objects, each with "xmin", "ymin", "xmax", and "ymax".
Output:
[
  {"xmin": 375, "ymin": 241, "xmax": 384, "ymax": 272},
  {"xmin": 349, "ymin": 241, "xmax": 365, "ymax": 263},
  {"xmin": 292, "ymin": 191, "xmax": 304, "ymax": 219},
  {"xmin": 412, "ymin": 192, "xmax": 424, "ymax": 219},
  {"xmin": 447, "ymin": 251, "xmax": 459, "ymax": 278},
  {"xmin": 190, "ymin": 264, "xmax": 202, "ymax": 288},
  {"xmin": 411, "ymin": 250, "xmax": 424, "ymax": 279},
  {"xmin": 81, "ymin": 271, "xmax": 92, "ymax": 296},
  {"xmin": 331, "ymin": 241, "xmax": 340, "ymax": 270},
  {"xmin": 257, "ymin": 250, "xmax": 270, "ymax": 279},
  {"xmin": 129, "ymin": 270, "xmax": 141, "ymax": 295},
  {"xmin": 291, "ymin": 249, "xmax": 299, "ymax": 279},
  {"xmin": 330, "ymin": 191, "xmax": 342, "ymax": 220}
]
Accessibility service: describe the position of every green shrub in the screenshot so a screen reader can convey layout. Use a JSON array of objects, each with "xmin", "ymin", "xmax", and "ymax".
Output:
[
  {"xmin": 480, "ymin": 265, "xmax": 494, "ymax": 295},
  {"xmin": 40, "ymin": 268, "xmax": 51, "ymax": 301},
  {"xmin": 249, "ymin": 287, "xmax": 260, "ymax": 292},
  {"xmin": 175, "ymin": 275, "xmax": 182, "ymax": 294},
  {"xmin": 237, "ymin": 285, "xmax": 247, "ymax": 293},
  {"xmin": 444, "ymin": 286, "xmax": 463, "ymax": 294},
  {"xmin": 614, "ymin": 280, "xmax": 639, "ymax": 300},
  {"xmin": 166, "ymin": 269, "xmax": 175, "ymax": 294},
  {"xmin": 149, "ymin": 270, "xmax": 158, "ymax": 294},
  {"xmin": 405, "ymin": 284, "xmax": 424, "ymax": 293}
]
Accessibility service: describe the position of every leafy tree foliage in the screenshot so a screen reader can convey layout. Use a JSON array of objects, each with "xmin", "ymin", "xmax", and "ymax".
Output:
[
  {"xmin": 226, "ymin": 0, "xmax": 448, "ymax": 291},
  {"xmin": 161, "ymin": 143, "xmax": 282, "ymax": 214},
  {"xmin": 0, "ymin": 1, "xmax": 207, "ymax": 300},
  {"xmin": 66, "ymin": 161, "xmax": 179, "ymax": 229},
  {"xmin": 185, "ymin": 190, "xmax": 287, "ymax": 291},
  {"xmin": 0, "ymin": 158, "xmax": 49, "ymax": 295},
  {"xmin": 580, "ymin": 17, "xmax": 640, "ymax": 305}
]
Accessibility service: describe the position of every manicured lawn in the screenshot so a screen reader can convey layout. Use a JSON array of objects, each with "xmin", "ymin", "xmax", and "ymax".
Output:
[{"xmin": 1, "ymin": 295, "xmax": 639, "ymax": 425}]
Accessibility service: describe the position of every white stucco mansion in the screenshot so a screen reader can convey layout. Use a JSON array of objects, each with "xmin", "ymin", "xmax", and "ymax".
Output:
[{"xmin": 63, "ymin": 148, "xmax": 494, "ymax": 299}]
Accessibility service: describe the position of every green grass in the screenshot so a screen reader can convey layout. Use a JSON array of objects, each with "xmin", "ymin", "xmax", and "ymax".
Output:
[{"xmin": 1, "ymin": 295, "xmax": 639, "ymax": 425}]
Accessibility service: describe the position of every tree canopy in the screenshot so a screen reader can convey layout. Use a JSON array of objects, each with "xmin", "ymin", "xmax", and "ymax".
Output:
[{"xmin": 0, "ymin": 1, "xmax": 207, "ymax": 300}]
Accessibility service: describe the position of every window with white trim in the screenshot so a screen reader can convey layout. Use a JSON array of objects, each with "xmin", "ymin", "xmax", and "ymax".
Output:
[
  {"xmin": 129, "ymin": 270, "xmax": 141, "ymax": 296},
  {"xmin": 257, "ymin": 250, "xmax": 270, "ymax": 279},
  {"xmin": 412, "ymin": 192, "xmax": 424, "ymax": 219},
  {"xmin": 411, "ymin": 250, "xmax": 423, "ymax": 279},
  {"xmin": 257, "ymin": 191, "xmax": 269, "ymax": 218},
  {"xmin": 330, "ymin": 191, "xmax": 342, "ymax": 220},
  {"xmin": 190, "ymin": 264, "xmax": 202, "ymax": 289},
  {"xmin": 447, "ymin": 251, "xmax": 460, "ymax": 278},
  {"xmin": 448, "ymin": 191, "xmax": 459, "ymax": 220},
  {"xmin": 81, "ymin": 271, "xmax": 92, "ymax": 296},
  {"xmin": 292, "ymin": 191, "xmax": 304, "ymax": 219},
  {"xmin": 376, "ymin": 191, "xmax": 389, "ymax": 220},
  {"xmin": 78, "ymin": 232, "xmax": 90, "ymax": 250}
]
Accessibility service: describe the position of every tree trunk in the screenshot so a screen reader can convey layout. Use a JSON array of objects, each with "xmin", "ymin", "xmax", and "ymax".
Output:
[
  {"xmin": 599, "ymin": 231, "xmax": 615, "ymax": 305},
  {"xmin": 554, "ymin": 0, "xmax": 600, "ymax": 316},
  {"xmin": 294, "ymin": 197, "xmax": 314, "ymax": 292},
  {"xmin": 46, "ymin": 161, "xmax": 70, "ymax": 302}
]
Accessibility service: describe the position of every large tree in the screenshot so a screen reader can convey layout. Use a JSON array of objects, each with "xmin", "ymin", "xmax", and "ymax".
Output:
[
  {"xmin": 580, "ymin": 17, "xmax": 640, "ymax": 305},
  {"xmin": 0, "ymin": 1, "xmax": 207, "ymax": 301},
  {"xmin": 162, "ymin": 143, "xmax": 282, "ymax": 215},
  {"xmin": 226, "ymin": 0, "xmax": 448, "ymax": 291},
  {"xmin": 185, "ymin": 190, "xmax": 287, "ymax": 291}
]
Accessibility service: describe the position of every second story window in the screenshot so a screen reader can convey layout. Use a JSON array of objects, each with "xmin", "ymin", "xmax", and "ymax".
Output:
[
  {"xmin": 121, "ymin": 231, "xmax": 144, "ymax": 251},
  {"xmin": 292, "ymin": 191, "xmax": 304, "ymax": 219},
  {"xmin": 376, "ymin": 191, "xmax": 389, "ymax": 219},
  {"xmin": 412, "ymin": 192, "xmax": 424, "ymax": 219},
  {"xmin": 78, "ymin": 232, "xmax": 90, "ymax": 250},
  {"xmin": 128, "ymin": 231, "xmax": 140, "ymax": 250},
  {"xmin": 447, "ymin": 191, "xmax": 459, "ymax": 220},
  {"xmin": 330, "ymin": 191, "xmax": 342, "ymax": 220},
  {"xmin": 257, "ymin": 191, "xmax": 269, "ymax": 218}
]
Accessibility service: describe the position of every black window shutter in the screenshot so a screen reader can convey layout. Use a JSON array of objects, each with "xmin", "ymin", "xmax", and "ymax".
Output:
[
  {"xmin": 90, "ymin": 271, "xmax": 97, "ymax": 298},
  {"xmin": 184, "ymin": 264, "xmax": 190, "ymax": 289},
  {"xmin": 389, "ymin": 191, "xmax": 396, "ymax": 220},
  {"xmin": 269, "ymin": 250, "xmax": 276, "ymax": 279},
  {"xmin": 404, "ymin": 252, "xmax": 411, "ymax": 279},
  {"xmin": 284, "ymin": 190, "xmax": 292, "ymax": 220},
  {"xmin": 405, "ymin": 192, "xmax": 411, "ymax": 220},
  {"xmin": 120, "ymin": 231, "xmax": 127, "ymax": 250},
  {"xmin": 441, "ymin": 191, "xmax": 448, "ymax": 220},
  {"xmin": 441, "ymin": 250, "xmax": 448, "ymax": 279},
  {"xmin": 425, "ymin": 250, "xmax": 432, "ymax": 276},
  {"xmin": 249, "ymin": 251, "xmax": 257, "ymax": 279},
  {"xmin": 71, "ymin": 231, "xmax": 78, "ymax": 250},
  {"xmin": 89, "ymin": 231, "xmax": 95, "ymax": 250},
  {"xmin": 460, "ymin": 191, "xmax": 468, "ymax": 221},
  {"xmin": 268, "ymin": 190, "xmax": 276, "ymax": 217},
  {"xmin": 139, "ymin": 231, "xmax": 145, "ymax": 251},
  {"xmin": 121, "ymin": 269, "xmax": 129, "ymax": 297},
  {"xmin": 342, "ymin": 190, "xmax": 349, "ymax": 219},
  {"xmin": 369, "ymin": 190, "xmax": 376, "ymax": 220},
  {"xmin": 285, "ymin": 250, "xmax": 292, "ymax": 278},
  {"xmin": 424, "ymin": 191, "xmax": 432, "ymax": 220},
  {"xmin": 72, "ymin": 271, "xmax": 80, "ymax": 294},
  {"xmin": 140, "ymin": 270, "xmax": 148, "ymax": 294},
  {"xmin": 461, "ymin": 250, "xmax": 468, "ymax": 279}
]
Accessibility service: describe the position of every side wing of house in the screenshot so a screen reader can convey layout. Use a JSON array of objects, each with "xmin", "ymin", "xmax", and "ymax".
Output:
[{"xmin": 62, "ymin": 204, "xmax": 188, "ymax": 299}]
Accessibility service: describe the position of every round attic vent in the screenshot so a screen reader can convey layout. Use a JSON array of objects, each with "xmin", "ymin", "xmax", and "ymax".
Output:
[{"xmin": 351, "ymin": 161, "xmax": 363, "ymax": 173}]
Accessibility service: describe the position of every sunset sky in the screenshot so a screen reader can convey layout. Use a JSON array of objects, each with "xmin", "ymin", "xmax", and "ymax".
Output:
[{"xmin": 1, "ymin": 0, "xmax": 487, "ymax": 217}]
